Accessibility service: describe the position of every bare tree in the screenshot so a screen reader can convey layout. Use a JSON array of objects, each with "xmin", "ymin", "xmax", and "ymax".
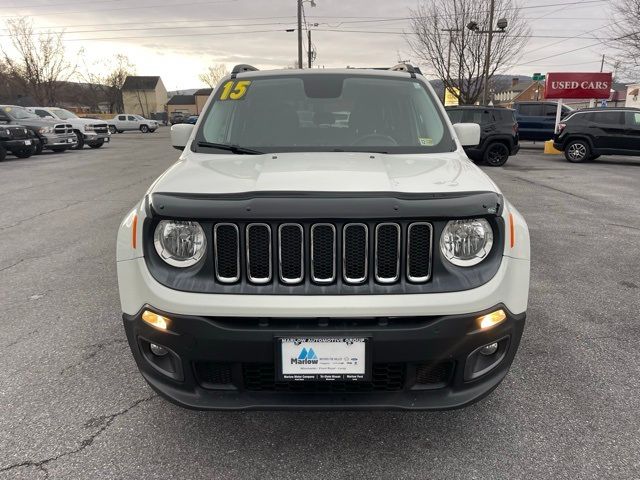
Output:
[
  {"xmin": 79, "ymin": 53, "xmax": 135, "ymax": 113},
  {"xmin": 406, "ymin": 0, "xmax": 530, "ymax": 104},
  {"xmin": 198, "ymin": 64, "xmax": 229, "ymax": 88},
  {"xmin": 609, "ymin": 0, "xmax": 640, "ymax": 79},
  {"xmin": 1, "ymin": 18, "xmax": 76, "ymax": 105}
]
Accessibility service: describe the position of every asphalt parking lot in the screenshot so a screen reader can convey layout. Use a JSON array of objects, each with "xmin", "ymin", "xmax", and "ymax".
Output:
[{"xmin": 1, "ymin": 128, "xmax": 639, "ymax": 479}]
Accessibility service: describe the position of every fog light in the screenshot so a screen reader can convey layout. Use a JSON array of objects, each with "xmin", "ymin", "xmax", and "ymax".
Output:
[
  {"xmin": 479, "ymin": 342, "xmax": 499, "ymax": 356},
  {"xmin": 141, "ymin": 310, "xmax": 169, "ymax": 330},
  {"xmin": 478, "ymin": 309, "xmax": 506, "ymax": 330},
  {"xmin": 150, "ymin": 343, "xmax": 168, "ymax": 357}
]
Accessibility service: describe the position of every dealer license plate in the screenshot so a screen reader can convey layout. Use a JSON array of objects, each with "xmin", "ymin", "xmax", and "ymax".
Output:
[
  {"xmin": 24, "ymin": 140, "xmax": 31, "ymax": 145},
  {"xmin": 278, "ymin": 337, "xmax": 369, "ymax": 381},
  {"xmin": 67, "ymin": 138, "xmax": 75, "ymax": 143}
]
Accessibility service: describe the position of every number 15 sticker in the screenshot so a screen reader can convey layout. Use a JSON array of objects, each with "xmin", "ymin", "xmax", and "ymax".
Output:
[{"xmin": 219, "ymin": 80, "xmax": 251, "ymax": 100}]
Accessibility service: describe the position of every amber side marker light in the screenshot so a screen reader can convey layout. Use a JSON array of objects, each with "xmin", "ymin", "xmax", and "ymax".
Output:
[
  {"xmin": 142, "ymin": 310, "xmax": 170, "ymax": 330},
  {"xmin": 478, "ymin": 309, "xmax": 507, "ymax": 330}
]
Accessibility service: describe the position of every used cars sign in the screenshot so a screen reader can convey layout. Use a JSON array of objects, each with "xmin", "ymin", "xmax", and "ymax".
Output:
[{"xmin": 545, "ymin": 72, "xmax": 612, "ymax": 99}]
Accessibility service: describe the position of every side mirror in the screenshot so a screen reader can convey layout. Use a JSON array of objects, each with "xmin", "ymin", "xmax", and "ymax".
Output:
[
  {"xmin": 453, "ymin": 123, "xmax": 481, "ymax": 147},
  {"xmin": 171, "ymin": 123, "xmax": 195, "ymax": 151}
]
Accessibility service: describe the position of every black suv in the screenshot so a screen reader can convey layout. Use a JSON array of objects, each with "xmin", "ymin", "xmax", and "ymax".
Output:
[
  {"xmin": 553, "ymin": 108, "xmax": 640, "ymax": 162},
  {"xmin": 446, "ymin": 106, "xmax": 519, "ymax": 166},
  {"xmin": 513, "ymin": 101, "xmax": 573, "ymax": 141},
  {"xmin": 0, "ymin": 125, "xmax": 35, "ymax": 160}
]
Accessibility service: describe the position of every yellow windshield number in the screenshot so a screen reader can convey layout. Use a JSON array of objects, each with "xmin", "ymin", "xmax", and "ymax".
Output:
[{"xmin": 219, "ymin": 80, "xmax": 251, "ymax": 100}]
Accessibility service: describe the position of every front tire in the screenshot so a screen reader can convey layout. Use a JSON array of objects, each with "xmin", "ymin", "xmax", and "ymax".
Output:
[
  {"xmin": 140, "ymin": 125, "xmax": 149, "ymax": 133},
  {"xmin": 88, "ymin": 139, "xmax": 105, "ymax": 149},
  {"xmin": 14, "ymin": 147, "xmax": 34, "ymax": 159},
  {"xmin": 34, "ymin": 142, "xmax": 44, "ymax": 155},
  {"xmin": 0, "ymin": 145, "xmax": 6, "ymax": 161},
  {"xmin": 72, "ymin": 131, "xmax": 85, "ymax": 150},
  {"xmin": 565, "ymin": 139, "xmax": 590, "ymax": 163},
  {"xmin": 109, "ymin": 125, "xmax": 117, "ymax": 134},
  {"xmin": 483, "ymin": 142, "xmax": 510, "ymax": 167}
]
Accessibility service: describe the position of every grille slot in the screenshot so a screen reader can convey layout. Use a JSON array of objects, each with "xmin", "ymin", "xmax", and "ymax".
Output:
[
  {"xmin": 375, "ymin": 223, "xmax": 400, "ymax": 283},
  {"xmin": 194, "ymin": 362, "xmax": 233, "ymax": 388},
  {"xmin": 415, "ymin": 362, "xmax": 453, "ymax": 386},
  {"xmin": 246, "ymin": 223, "xmax": 272, "ymax": 283},
  {"xmin": 278, "ymin": 223, "xmax": 304, "ymax": 284},
  {"xmin": 343, "ymin": 223, "xmax": 368, "ymax": 284},
  {"xmin": 407, "ymin": 222, "xmax": 433, "ymax": 282},
  {"xmin": 214, "ymin": 223, "xmax": 240, "ymax": 283},
  {"xmin": 311, "ymin": 224, "xmax": 336, "ymax": 284},
  {"xmin": 243, "ymin": 363, "xmax": 405, "ymax": 392}
]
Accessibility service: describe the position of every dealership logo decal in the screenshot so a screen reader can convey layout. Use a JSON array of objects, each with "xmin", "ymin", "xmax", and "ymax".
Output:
[{"xmin": 291, "ymin": 347, "xmax": 319, "ymax": 364}]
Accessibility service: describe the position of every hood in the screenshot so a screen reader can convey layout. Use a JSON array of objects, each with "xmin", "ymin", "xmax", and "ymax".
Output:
[
  {"xmin": 150, "ymin": 151, "xmax": 499, "ymax": 195},
  {"xmin": 10, "ymin": 117, "xmax": 58, "ymax": 128}
]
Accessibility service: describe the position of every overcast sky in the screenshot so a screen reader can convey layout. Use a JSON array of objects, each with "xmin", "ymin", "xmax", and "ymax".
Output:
[{"xmin": 1, "ymin": 0, "xmax": 618, "ymax": 90}]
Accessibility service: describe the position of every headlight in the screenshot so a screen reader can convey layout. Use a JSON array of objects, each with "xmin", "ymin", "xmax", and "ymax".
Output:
[
  {"xmin": 153, "ymin": 220, "xmax": 206, "ymax": 267},
  {"xmin": 38, "ymin": 126, "xmax": 53, "ymax": 134},
  {"xmin": 84, "ymin": 124, "xmax": 95, "ymax": 132},
  {"xmin": 440, "ymin": 218, "xmax": 493, "ymax": 267}
]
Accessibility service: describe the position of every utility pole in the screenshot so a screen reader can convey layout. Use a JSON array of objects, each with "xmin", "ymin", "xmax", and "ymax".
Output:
[
  {"xmin": 441, "ymin": 28, "xmax": 460, "ymax": 104},
  {"xmin": 600, "ymin": 54, "xmax": 605, "ymax": 72},
  {"xmin": 482, "ymin": 0, "xmax": 495, "ymax": 106},
  {"xmin": 308, "ymin": 30, "xmax": 313, "ymax": 68},
  {"xmin": 297, "ymin": 0, "xmax": 303, "ymax": 68}
]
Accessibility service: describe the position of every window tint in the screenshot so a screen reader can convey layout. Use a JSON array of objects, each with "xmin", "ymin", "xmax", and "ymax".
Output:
[
  {"xmin": 35, "ymin": 109, "xmax": 54, "ymax": 118},
  {"xmin": 118, "ymin": 115, "xmax": 126, "ymax": 120},
  {"xmin": 625, "ymin": 112, "xmax": 640, "ymax": 127},
  {"xmin": 446, "ymin": 109, "xmax": 491, "ymax": 125},
  {"xmin": 493, "ymin": 109, "xmax": 515, "ymax": 123},
  {"xmin": 198, "ymin": 74, "xmax": 452, "ymax": 154},
  {"xmin": 544, "ymin": 104, "xmax": 560, "ymax": 116},
  {"xmin": 517, "ymin": 104, "xmax": 543, "ymax": 116},
  {"xmin": 566, "ymin": 113, "xmax": 593, "ymax": 125},
  {"xmin": 594, "ymin": 111, "xmax": 624, "ymax": 125},
  {"xmin": 127, "ymin": 115, "xmax": 136, "ymax": 121}
]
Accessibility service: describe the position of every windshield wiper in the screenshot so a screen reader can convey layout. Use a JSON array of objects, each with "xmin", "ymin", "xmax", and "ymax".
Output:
[{"xmin": 197, "ymin": 141, "xmax": 263, "ymax": 155}]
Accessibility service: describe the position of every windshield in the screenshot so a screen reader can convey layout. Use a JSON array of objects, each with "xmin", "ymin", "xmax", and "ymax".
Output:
[
  {"xmin": 195, "ymin": 73, "xmax": 453, "ymax": 154},
  {"xmin": 50, "ymin": 108, "xmax": 77, "ymax": 120},
  {"xmin": 3, "ymin": 106, "xmax": 39, "ymax": 120}
]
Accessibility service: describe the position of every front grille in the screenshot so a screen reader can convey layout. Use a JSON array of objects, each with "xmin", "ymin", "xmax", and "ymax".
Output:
[
  {"xmin": 93, "ymin": 123, "xmax": 108, "ymax": 134},
  {"xmin": 54, "ymin": 123, "xmax": 72, "ymax": 134},
  {"xmin": 212, "ymin": 221, "xmax": 433, "ymax": 288},
  {"xmin": 194, "ymin": 362, "xmax": 233, "ymax": 387},
  {"xmin": 8, "ymin": 127, "xmax": 28, "ymax": 140},
  {"xmin": 243, "ymin": 363, "xmax": 405, "ymax": 392},
  {"xmin": 415, "ymin": 362, "xmax": 453, "ymax": 385},
  {"xmin": 246, "ymin": 223, "xmax": 272, "ymax": 283}
]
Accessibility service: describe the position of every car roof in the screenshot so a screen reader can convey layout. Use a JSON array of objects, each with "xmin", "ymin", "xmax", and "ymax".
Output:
[
  {"xmin": 232, "ymin": 67, "xmax": 425, "ymax": 80},
  {"xmin": 567, "ymin": 107, "xmax": 640, "ymax": 113}
]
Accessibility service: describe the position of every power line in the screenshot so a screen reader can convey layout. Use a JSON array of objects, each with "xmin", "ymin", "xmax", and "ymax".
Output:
[{"xmin": 0, "ymin": 0, "xmax": 238, "ymax": 19}]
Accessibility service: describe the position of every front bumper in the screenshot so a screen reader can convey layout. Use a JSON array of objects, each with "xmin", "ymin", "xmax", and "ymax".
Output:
[
  {"xmin": 41, "ymin": 133, "xmax": 77, "ymax": 148},
  {"xmin": 84, "ymin": 131, "xmax": 111, "ymax": 142},
  {"xmin": 2, "ymin": 139, "xmax": 34, "ymax": 151},
  {"xmin": 123, "ymin": 305, "xmax": 525, "ymax": 410}
]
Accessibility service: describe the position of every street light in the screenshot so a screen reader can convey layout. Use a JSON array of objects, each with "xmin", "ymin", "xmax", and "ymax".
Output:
[
  {"xmin": 467, "ymin": 1, "xmax": 509, "ymax": 105},
  {"xmin": 297, "ymin": 0, "xmax": 317, "ymax": 69}
]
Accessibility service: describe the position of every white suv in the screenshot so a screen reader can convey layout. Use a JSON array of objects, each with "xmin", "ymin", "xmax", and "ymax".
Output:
[
  {"xmin": 116, "ymin": 64, "xmax": 530, "ymax": 410},
  {"xmin": 28, "ymin": 107, "xmax": 110, "ymax": 149},
  {"xmin": 109, "ymin": 114, "xmax": 158, "ymax": 134}
]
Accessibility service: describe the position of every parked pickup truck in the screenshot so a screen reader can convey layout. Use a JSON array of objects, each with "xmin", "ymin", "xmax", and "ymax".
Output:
[
  {"xmin": 108, "ymin": 114, "xmax": 158, "ymax": 134},
  {"xmin": 117, "ymin": 63, "xmax": 530, "ymax": 410},
  {"xmin": 0, "ymin": 125, "xmax": 35, "ymax": 160},
  {"xmin": 27, "ymin": 107, "xmax": 110, "ymax": 149},
  {"xmin": 0, "ymin": 105, "xmax": 77, "ymax": 153}
]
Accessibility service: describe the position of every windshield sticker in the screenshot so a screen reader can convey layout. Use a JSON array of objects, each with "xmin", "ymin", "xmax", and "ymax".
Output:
[
  {"xmin": 419, "ymin": 137, "xmax": 433, "ymax": 146},
  {"xmin": 219, "ymin": 80, "xmax": 251, "ymax": 100}
]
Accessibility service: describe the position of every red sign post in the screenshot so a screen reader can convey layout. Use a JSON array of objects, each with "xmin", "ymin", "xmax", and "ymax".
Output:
[{"xmin": 544, "ymin": 72, "xmax": 613, "ymax": 134}]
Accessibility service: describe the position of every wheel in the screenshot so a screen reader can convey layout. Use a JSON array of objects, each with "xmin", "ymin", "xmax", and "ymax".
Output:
[
  {"xmin": 34, "ymin": 141, "xmax": 43, "ymax": 155},
  {"xmin": 50, "ymin": 147, "xmax": 67, "ymax": 153},
  {"xmin": 0, "ymin": 145, "xmax": 6, "ymax": 161},
  {"xmin": 13, "ymin": 146, "xmax": 34, "ymax": 159},
  {"xmin": 109, "ymin": 125, "xmax": 117, "ymax": 134},
  {"xmin": 88, "ymin": 139, "xmax": 105, "ymax": 149},
  {"xmin": 140, "ymin": 125, "xmax": 149, "ymax": 133},
  {"xmin": 72, "ymin": 131, "xmax": 84, "ymax": 150},
  {"xmin": 483, "ymin": 142, "xmax": 510, "ymax": 167},
  {"xmin": 564, "ymin": 139, "xmax": 590, "ymax": 163}
]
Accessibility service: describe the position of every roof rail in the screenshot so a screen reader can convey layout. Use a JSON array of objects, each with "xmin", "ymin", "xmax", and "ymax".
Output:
[
  {"xmin": 390, "ymin": 63, "xmax": 421, "ymax": 78},
  {"xmin": 231, "ymin": 64, "xmax": 259, "ymax": 79}
]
